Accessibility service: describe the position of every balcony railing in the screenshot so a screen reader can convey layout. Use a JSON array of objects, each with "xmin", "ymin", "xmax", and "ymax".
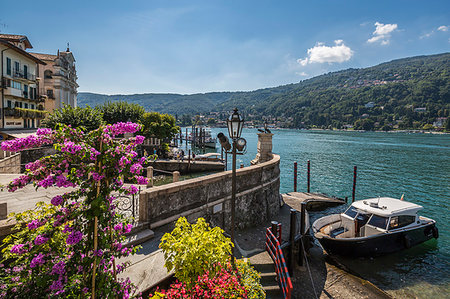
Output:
[
  {"xmin": 12, "ymin": 68, "xmax": 36, "ymax": 81},
  {"xmin": 4, "ymin": 107, "xmax": 47, "ymax": 119}
]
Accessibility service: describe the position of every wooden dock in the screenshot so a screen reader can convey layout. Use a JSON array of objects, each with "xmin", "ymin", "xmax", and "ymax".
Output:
[{"xmin": 282, "ymin": 192, "xmax": 346, "ymax": 211}]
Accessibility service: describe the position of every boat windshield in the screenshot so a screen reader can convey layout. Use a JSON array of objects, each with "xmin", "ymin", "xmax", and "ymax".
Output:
[
  {"xmin": 368, "ymin": 214, "xmax": 389, "ymax": 230},
  {"xmin": 344, "ymin": 206, "xmax": 358, "ymax": 219}
]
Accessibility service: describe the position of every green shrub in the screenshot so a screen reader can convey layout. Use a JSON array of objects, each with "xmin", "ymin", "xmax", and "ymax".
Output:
[
  {"xmin": 237, "ymin": 259, "xmax": 266, "ymax": 299},
  {"xmin": 159, "ymin": 217, "xmax": 233, "ymax": 285}
]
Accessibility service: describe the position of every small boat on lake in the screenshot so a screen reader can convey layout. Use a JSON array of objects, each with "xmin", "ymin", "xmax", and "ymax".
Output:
[{"xmin": 312, "ymin": 197, "xmax": 439, "ymax": 257}]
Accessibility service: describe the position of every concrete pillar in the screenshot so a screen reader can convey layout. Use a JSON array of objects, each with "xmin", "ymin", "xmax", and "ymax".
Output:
[
  {"xmin": 147, "ymin": 166, "xmax": 153, "ymax": 188},
  {"xmin": 173, "ymin": 171, "xmax": 180, "ymax": 182},
  {"xmin": 251, "ymin": 133, "xmax": 274, "ymax": 165}
]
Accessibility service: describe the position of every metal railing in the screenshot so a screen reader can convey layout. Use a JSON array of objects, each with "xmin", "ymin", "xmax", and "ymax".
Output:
[
  {"xmin": 266, "ymin": 223, "xmax": 293, "ymax": 299},
  {"xmin": 12, "ymin": 68, "xmax": 36, "ymax": 81}
]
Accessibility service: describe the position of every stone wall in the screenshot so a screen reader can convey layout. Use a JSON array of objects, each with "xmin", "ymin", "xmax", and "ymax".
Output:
[
  {"xmin": 0, "ymin": 153, "xmax": 20, "ymax": 174},
  {"xmin": 20, "ymin": 146, "xmax": 56, "ymax": 172},
  {"xmin": 139, "ymin": 154, "xmax": 281, "ymax": 231}
]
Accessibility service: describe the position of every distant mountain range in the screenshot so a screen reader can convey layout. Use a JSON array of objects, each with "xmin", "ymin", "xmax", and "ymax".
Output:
[{"xmin": 78, "ymin": 52, "xmax": 449, "ymax": 130}]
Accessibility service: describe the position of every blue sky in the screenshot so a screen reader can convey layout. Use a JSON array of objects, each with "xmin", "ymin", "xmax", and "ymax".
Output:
[{"xmin": 1, "ymin": 0, "xmax": 449, "ymax": 94}]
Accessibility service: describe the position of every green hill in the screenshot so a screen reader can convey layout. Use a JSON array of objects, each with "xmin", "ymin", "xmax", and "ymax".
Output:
[{"xmin": 78, "ymin": 52, "xmax": 450, "ymax": 130}]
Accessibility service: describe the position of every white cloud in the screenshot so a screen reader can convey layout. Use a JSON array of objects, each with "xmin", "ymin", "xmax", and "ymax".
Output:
[
  {"xmin": 367, "ymin": 22, "xmax": 398, "ymax": 45},
  {"xmin": 437, "ymin": 25, "xmax": 448, "ymax": 32},
  {"xmin": 296, "ymin": 71, "xmax": 308, "ymax": 76},
  {"xmin": 297, "ymin": 40, "xmax": 353, "ymax": 66}
]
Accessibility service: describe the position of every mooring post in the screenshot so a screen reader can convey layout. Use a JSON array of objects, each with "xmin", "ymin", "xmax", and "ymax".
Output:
[
  {"xmin": 289, "ymin": 208, "xmax": 296, "ymax": 275},
  {"xmin": 240, "ymin": 164, "xmax": 244, "ymax": 168},
  {"xmin": 298, "ymin": 202, "xmax": 306, "ymax": 266},
  {"xmin": 188, "ymin": 149, "xmax": 191, "ymax": 171},
  {"xmin": 352, "ymin": 166, "xmax": 357, "ymax": 203},
  {"xmin": 271, "ymin": 221, "xmax": 278, "ymax": 238},
  {"xmin": 345, "ymin": 196, "xmax": 348, "ymax": 203},
  {"xmin": 294, "ymin": 161, "xmax": 298, "ymax": 192},
  {"xmin": 146, "ymin": 166, "xmax": 153, "ymax": 188},
  {"xmin": 307, "ymin": 160, "xmax": 311, "ymax": 193}
]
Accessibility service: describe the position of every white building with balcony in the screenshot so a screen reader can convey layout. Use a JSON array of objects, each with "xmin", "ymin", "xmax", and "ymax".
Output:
[{"xmin": 0, "ymin": 34, "xmax": 46, "ymax": 130}]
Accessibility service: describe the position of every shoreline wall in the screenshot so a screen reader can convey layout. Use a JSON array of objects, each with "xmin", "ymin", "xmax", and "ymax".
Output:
[{"xmin": 139, "ymin": 154, "xmax": 281, "ymax": 231}]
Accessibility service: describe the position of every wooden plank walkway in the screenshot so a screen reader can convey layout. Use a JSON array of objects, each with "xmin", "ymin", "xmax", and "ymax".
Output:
[{"xmin": 282, "ymin": 192, "xmax": 346, "ymax": 211}]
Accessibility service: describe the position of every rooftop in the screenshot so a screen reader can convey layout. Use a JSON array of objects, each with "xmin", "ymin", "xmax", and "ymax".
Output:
[
  {"xmin": 352, "ymin": 197, "xmax": 423, "ymax": 216},
  {"xmin": 29, "ymin": 52, "xmax": 58, "ymax": 61},
  {"xmin": 0, "ymin": 33, "xmax": 32, "ymax": 49}
]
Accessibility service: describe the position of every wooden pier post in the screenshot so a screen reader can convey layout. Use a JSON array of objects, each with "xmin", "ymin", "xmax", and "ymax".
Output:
[
  {"xmin": 298, "ymin": 202, "xmax": 306, "ymax": 266},
  {"xmin": 185, "ymin": 128, "xmax": 188, "ymax": 143},
  {"xmin": 188, "ymin": 149, "xmax": 191, "ymax": 171},
  {"xmin": 294, "ymin": 161, "xmax": 298, "ymax": 192},
  {"xmin": 307, "ymin": 160, "xmax": 311, "ymax": 193},
  {"xmin": 289, "ymin": 208, "xmax": 296, "ymax": 275},
  {"xmin": 352, "ymin": 166, "xmax": 357, "ymax": 203}
]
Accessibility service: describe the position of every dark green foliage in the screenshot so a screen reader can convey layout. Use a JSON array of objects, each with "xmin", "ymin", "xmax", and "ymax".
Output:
[
  {"xmin": 99, "ymin": 101, "xmax": 146, "ymax": 125},
  {"xmin": 42, "ymin": 105, "xmax": 104, "ymax": 131},
  {"xmin": 141, "ymin": 112, "xmax": 179, "ymax": 140}
]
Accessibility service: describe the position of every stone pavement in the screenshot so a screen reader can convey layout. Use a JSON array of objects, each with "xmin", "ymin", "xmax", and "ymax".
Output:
[{"xmin": 0, "ymin": 174, "xmax": 73, "ymax": 216}]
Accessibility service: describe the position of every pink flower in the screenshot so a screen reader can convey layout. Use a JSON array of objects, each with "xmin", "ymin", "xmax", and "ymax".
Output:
[
  {"xmin": 103, "ymin": 122, "xmax": 142, "ymax": 136},
  {"xmin": 124, "ymin": 224, "xmax": 133, "ymax": 234},
  {"xmin": 51, "ymin": 261, "xmax": 66, "ymax": 275},
  {"xmin": 130, "ymin": 163, "xmax": 143, "ymax": 174},
  {"xmin": 30, "ymin": 253, "xmax": 45, "ymax": 268},
  {"xmin": 134, "ymin": 135, "xmax": 145, "ymax": 145},
  {"xmin": 36, "ymin": 128, "xmax": 52, "ymax": 136},
  {"xmin": 51, "ymin": 195, "xmax": 64, "ymax": 206},
  {"xmin": 10, "ymin": 244, "xmax": 26, "ymax": 254},
  {"xmin": 135, "ymin": 176, "xmax": 148, "ymax": 185},
  {"xmin": 114, "ymin": 223, "xmax": 123, "ymax": 231},
  {"xmin": 66, "ymin": 231, "xmax": 83, "ymax": 245},
  {"xmin": 91, "ymin": 172, "xmax": 104, "ymax": 182},
  {"xmin": 34, "ymin": 235, "xmax": 49, "ymax": 245},
  {"xmin": 27, "ymin": 219, "xmax": 41, "ymax": 230}
]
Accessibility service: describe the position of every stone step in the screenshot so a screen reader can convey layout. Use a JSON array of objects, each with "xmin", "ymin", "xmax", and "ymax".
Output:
[
  {"xmin": 249, "ymin": 251, "xmax": 283, "ymax": 298},
  {"xmin": 123, "ymin": 228, "xmax": 155, "ymax": 247},
  {"xmin": 259, "ymin": 271, "xmax": 278, "ymax": 285}
]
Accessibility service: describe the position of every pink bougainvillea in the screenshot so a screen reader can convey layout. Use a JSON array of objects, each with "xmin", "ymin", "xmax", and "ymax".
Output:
[{"xmin": 0, "ymin": 123, "xmax": 152, "ymax": 298}]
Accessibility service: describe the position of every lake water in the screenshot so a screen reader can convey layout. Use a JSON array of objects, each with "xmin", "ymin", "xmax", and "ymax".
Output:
[{"xmin": 190, "ymin": 128, "xmax": 450, "ymax": 298}]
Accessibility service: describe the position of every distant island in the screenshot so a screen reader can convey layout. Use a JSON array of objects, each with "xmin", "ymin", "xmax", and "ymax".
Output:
[{"xmin": 78, "ymin": 52, "xmax": 450, "ymax": 132}]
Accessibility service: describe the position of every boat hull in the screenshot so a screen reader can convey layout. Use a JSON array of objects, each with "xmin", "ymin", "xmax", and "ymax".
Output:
[{"xmin": 316, "ymin": 222, "xmax": 437, "ymax": 257}]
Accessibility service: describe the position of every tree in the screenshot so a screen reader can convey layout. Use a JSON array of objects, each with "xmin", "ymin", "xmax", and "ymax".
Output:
[
  {"xmin": 99, "ymin": 101, "xmax": 145, "ymax": 125},
  {"xmin": 141, "ymin": 112, "xmax": 179, "ymax": 140},
  {"xmin": 42, "ymin": 105, "xmax": 104, "ymax": 131},
  {"xmin": 422, "ymin": 124, "xmax": 434, "ymax": 130},
  {"xmin": 207, "ymin": 118, "xmax": 216, "ymax": 126},
  {"xmin": 178, "ymin": 114, "xmax": 192, "ymax": 127}
]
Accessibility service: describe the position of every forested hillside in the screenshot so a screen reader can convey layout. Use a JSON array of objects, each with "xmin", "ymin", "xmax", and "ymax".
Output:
[{"xmin": 78, "ymin": 52, "xmax": 450, "ymax": 130}]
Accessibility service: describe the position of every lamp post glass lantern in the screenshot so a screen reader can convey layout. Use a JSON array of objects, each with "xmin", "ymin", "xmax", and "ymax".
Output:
[
  {"xmin": 227, "ymin": 108, "xmax": 244, "ymax": 140},
  {"xmin": 225, "ymin": 108, "xmax": 245, "ymax": 262}
]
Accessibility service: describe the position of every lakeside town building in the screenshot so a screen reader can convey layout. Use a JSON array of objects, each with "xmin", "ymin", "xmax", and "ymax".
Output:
[
  {"xmin": 30, "ymin": 48, "xmax": 78, "ymax": 112},
  {"xmin": 0, "ymin": 34, "xmax": 46, "ymax": 130},
  {"xmin": 0, "ymin": 33, "xmax": 78, "ymax": 136}
]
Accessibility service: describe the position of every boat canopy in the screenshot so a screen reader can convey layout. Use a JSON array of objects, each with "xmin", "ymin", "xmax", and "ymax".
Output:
[{"xmin": 351, "ymin": 197, "xmax": 423, "ymax": 217}]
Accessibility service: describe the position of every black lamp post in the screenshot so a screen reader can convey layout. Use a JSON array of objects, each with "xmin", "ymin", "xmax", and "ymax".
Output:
[{"xmin": 226, "ymin": 108, "xmax": 245, "ymax": 247}]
